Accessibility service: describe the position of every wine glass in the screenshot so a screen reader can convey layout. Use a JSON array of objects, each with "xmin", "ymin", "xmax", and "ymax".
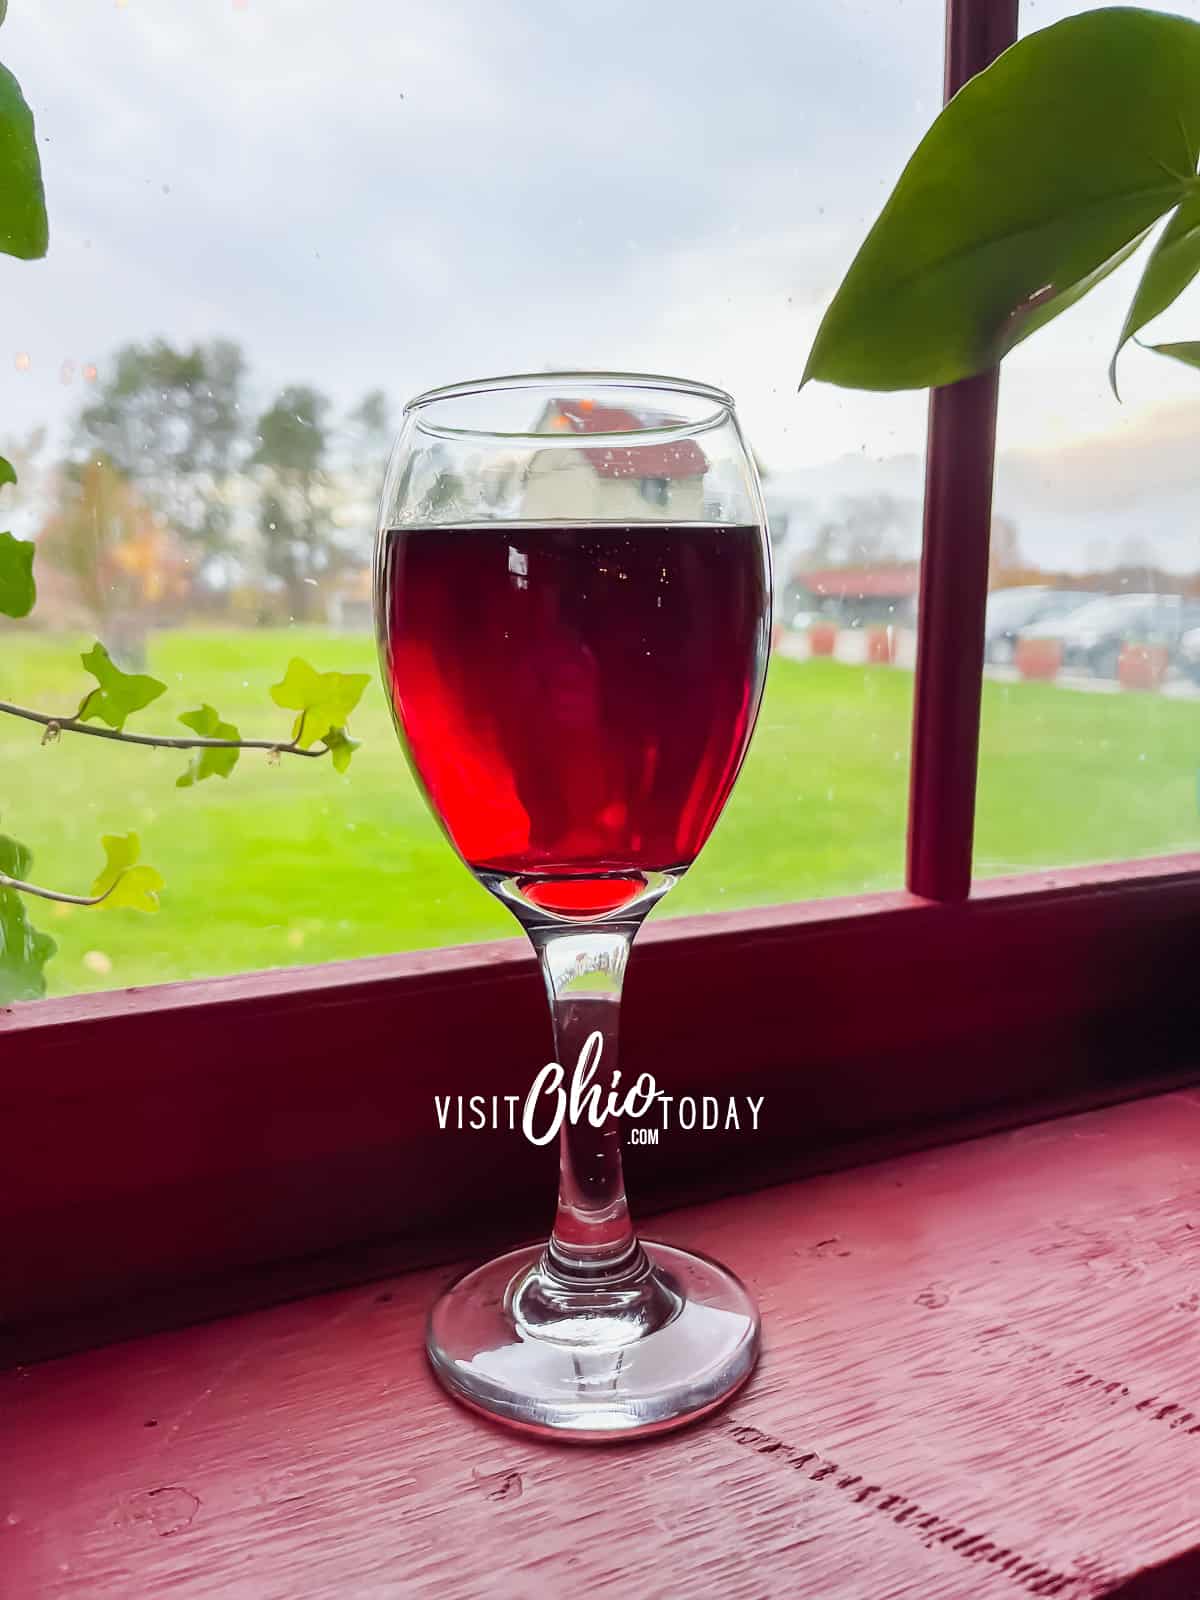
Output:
[{"xmin": 374, "ymin": 371, "xmax": 772, "ymax": 1439}]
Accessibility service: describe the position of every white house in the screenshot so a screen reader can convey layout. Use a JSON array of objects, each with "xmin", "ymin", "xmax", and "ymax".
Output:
[{"xmin": 521, "ymin": 397, "xmax": 708, "ymax": 521}]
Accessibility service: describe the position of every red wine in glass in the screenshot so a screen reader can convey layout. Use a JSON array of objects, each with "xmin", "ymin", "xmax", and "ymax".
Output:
[
  {"xmin": 379, "ymin": 521, "xmax": 768, "ymax": 919},
  {"xmin": 375, "ymin": 373, "xmax": 771, "ymax": 1440}
]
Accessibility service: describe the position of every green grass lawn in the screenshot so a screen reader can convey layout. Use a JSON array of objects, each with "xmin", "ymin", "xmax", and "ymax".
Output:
[{"xmin": 1, "ymin": 627, "xmax": 1196, "ymax": 996}]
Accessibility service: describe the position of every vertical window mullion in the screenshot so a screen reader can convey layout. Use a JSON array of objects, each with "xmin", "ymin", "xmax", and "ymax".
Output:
[{"xmin": 906, "ymin": 0, "xmax": 1019, "ymax": 904}]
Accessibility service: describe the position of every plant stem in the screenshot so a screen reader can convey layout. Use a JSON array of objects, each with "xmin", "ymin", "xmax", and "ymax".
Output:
[
  {"xmin": 0, "ymin": 701, "xmax": 327, "ymax": 757},
  {"xmin": 0, "ymin": 871, "xmax": 114, "ymax": 906}
]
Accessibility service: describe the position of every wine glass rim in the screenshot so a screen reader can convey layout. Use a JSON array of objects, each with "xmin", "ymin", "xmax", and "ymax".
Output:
[{"xmin": 403, "ymin": 370, "xmax": 735, "ymax": 439}]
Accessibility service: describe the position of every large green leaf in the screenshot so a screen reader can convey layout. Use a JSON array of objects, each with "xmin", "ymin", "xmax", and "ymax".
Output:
[
  {"xmin": 803, "ymin": 8, "xmax": 1200, "ymax": 392},
  {"xmin": 0, "ymin": 61, "xmax": 48, "ymax": 260},
  {"xmin": 1147, "ymin": 339, "xmax": 1200, "ymax": 372},
  {"xmin": 0, "ymin": 832, "xmax": 57, "ymax": 1003},
  {"xmin": 0, "ymin": 528, "xmax": 35, "ymax": 617},
  {"xmin": 1111, "ymin": 192, "xmax": 1200, "ymax": 394},
  {"xmin": 0, "ymin": 455, "xmax": 15, "ymax": 488},
  {"xmin": 76, "ymin": 641, "xmax": 167, "ymax": 730},
  {"xmin": 270, "ymin": 657, "xmax": 369, "ymax": 748},
  {"xmin": 176, "ymin": 704, "xmax": 241, "ymax": 787}
]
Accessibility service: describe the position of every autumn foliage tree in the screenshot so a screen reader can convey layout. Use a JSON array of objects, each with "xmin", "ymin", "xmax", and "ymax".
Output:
[
  {"xmin": 39, "ymin": 457, "xmax": 189, "ymax": 642},
  {"xmin": 73, "ymin": 337, "xmax": 247, "ymax": 574}
]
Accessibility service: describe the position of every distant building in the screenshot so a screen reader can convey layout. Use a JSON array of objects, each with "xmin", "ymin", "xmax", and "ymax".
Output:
[
  {"xmin": 522, "ymin": 398, "xmax": 708, "ymax": 521},
  {"xmin": 785, "ymin": 563, "xmax": 920, "ymax": 628}
]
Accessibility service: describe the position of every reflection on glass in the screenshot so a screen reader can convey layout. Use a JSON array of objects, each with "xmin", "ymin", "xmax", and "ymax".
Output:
[
  {"xmin": 972, "ymin": 0, "xmax": 1200, "ymax": 878},
  {"xmin": 375, "ymin": 372, "xmax": 769, "ymax": 1437},
  {"xmin": 0, "ymin": 0, "xmax": 945, "ymax": 997}
]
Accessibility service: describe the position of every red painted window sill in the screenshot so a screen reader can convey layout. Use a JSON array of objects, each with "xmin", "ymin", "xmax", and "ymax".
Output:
[
  {"xmin": 7, "ymin": 851, "xmax": 1200, "ymax": 1363},
  {"xmin": 3, "ymin": 854, "xmax": 1200, "ymax": 1366},
  {"xmin": 6, "ymin": 1088, "xmax": 1200, "ymax": 1598}
]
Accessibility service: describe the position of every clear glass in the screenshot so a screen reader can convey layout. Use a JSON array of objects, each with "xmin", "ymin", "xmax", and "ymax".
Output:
[
  {"xmin": 2, "ymin": 0, "xmax": 941, "ymax": 1001},
  {"xmin": 374, "ymin": 372, "xmax": 771, "ymax": 1437},
  {"xmin": 975, "ymin": 0, "xmax": 1200, "ymax": 878}
]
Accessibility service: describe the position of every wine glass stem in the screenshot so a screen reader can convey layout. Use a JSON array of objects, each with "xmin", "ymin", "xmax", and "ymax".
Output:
[{"xmin": 532, "ymin": 925, "xmax": 646, "ymax": 1284}]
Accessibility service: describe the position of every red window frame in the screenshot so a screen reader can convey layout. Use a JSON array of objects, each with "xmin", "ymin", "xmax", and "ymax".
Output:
[{"xmin": 4, "ymin": 0, "xmax": 1198, "ymax": 1361}]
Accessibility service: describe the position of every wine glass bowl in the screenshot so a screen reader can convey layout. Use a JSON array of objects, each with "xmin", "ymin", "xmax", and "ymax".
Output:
[{"xmin": 375, "ymin": 372, "xmax": 771, "ymax": 1438}]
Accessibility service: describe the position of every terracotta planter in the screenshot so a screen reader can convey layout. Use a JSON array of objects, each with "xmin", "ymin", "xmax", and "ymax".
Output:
[
  {"xmin": 808, "ymin": 622, "xmax": 838, "ymax": 657},
  {"xmin": 1118, "ymin": 642, "xmax": 1169, "ymax": 692},
  {"xmin": 866, "ymin": 625, "xmax": 896, "ymax": 665},
  {"xmin": 1015, "ymin": 636, "xmax": 1062, "ymax": 681}
]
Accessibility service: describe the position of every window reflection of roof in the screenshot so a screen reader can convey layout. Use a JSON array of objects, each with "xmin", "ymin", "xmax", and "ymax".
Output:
[{"xmin": 546, "ymin": 400, "xmax": 708, "ymax": 481}]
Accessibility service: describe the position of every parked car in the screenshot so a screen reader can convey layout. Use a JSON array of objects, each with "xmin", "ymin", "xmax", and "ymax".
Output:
[
  {"xmin": 1020, "ymin": 593, "xmax": 1200, "ymax": 679},
  {"xmin": 983, "ymin": 586, "xmax": 1097, "ymax": 665}
]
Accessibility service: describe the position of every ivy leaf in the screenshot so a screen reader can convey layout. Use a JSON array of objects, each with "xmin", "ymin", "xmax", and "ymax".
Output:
[
  {"xmin": 1146, "ymin": 339, "xmax": 1200, "ymax": 373},
  {"xmin": 1110, "ymin": 192, "xmax": 1200, "ymax": 396},
  {"xmin": 802, "ymin": 8, "xmax": 1200, "ymax": 392},
  {"xmin": 321, "ymin": 725, "xmax": 361, "ymax": 774},
  {"xmin": 176, "ymin": 704, "xmax": 241, "ymax": 787},
  {"xmin": 90, "ymin": 833, "xmax": 164, "ymax": 913},
  {"xmin": 76, "ymin": 641, "xmax": 167, "ymax": 730},
  {"xmin": 0, "ymin": 832, "xmax": 58, "ymax": 1003},
  {"xmin": 0, "ymin": 529, "xmax": 35, "ymax": 618},
  {"xmin": 270, "ymin": 657, "xmax": 369, "ymax": 748},
  {"xmin": 0, "ymin": 61, "xmax": 49, "ymax": 260},
  {"xmin": 0, "ymin": 454, "xmax": 15, "ymax": 487}
]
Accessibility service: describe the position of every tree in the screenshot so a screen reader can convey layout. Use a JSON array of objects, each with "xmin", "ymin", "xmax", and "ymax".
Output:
[
  {"xmin": 343, "ymin": 388, "xmax": 391, "ymax": 477},
  {"xmin": 327, "ymin": 388, "xmax": 393, "ymax": 564},
  {"xmin": 38, "ymin": 457, "xmax": 189, "ymax": 660},
  {"xmin": 73, "ymin": 338, "xmax": 247, "ymax": 572},
  {"xmin": 252, "ymin": 385, "xmax": 335, "ymax": 621}
]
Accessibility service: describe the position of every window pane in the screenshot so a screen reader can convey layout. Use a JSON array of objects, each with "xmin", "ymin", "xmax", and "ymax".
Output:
[
  {"xmin": 0, "ymin": 0, "xmax": 940, "ymax": 997},
  {"xmin": 975, "ymin": 0, "xmax": 1200, "ymax": 879}
]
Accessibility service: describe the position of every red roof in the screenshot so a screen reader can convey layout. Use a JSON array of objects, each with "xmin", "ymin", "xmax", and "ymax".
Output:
[
  {"xmin": 545, "ymin": 399, "xmax": 708, "ymax": 481},
  {"xmin": 801, "ymin": 566, "xmax": 919, "ymax": 599}
]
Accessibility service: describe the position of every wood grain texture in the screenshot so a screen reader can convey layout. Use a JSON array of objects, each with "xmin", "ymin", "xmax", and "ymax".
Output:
[{"xmin": 6, "ymin": 1090, "xmax": 1200, "ymax": 1598}]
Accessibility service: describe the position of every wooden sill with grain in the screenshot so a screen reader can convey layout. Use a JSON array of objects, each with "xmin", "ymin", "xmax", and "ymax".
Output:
[{"xmin": 6, "ymin": 1088, "xmax": 1200, "ymax": 1598}]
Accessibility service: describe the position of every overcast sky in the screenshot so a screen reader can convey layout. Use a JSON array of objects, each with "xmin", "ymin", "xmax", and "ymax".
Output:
[{"xmin": 2, "ymin": 0, "xmax": 1200, "ymax": 560}]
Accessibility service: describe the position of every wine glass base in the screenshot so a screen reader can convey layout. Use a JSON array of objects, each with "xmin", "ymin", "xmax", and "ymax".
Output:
[{"xmin": 426, "ymin": 1239, "xmax": 760, "ymax": 1442}]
